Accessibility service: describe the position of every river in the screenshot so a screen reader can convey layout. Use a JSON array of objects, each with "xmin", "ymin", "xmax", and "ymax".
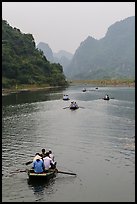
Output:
[{"xmin": 2, "ymin": 84, "xmax": 135, "ymax": 202}]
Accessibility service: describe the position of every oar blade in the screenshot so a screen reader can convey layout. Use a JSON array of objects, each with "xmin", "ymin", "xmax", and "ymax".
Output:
[
  {"xmin": 10, "ymin": 169, "xmax": 27, "ymax": 174},
  {"xmin": 57, "ymin": 170, "xmax": 76, "ymax": 176},
  {"xmin": 25, "ymin": 161, "xmax": 33, "ymax": 165}
]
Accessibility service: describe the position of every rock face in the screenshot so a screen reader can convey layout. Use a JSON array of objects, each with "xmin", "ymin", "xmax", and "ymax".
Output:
[
  {"xmin": 65, "ymin": 16, "xmax": 135, "ymax": 80},
  {"xmin": 37, "ymin": 42, "xmax": 54, "ymax": 62},
  {"xmin": 37, "ymin": 43, "xmax": 73, "ymax": 74}
]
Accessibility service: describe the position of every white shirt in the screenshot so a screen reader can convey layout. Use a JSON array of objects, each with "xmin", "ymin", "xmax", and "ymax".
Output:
[
  {"xmin": 49, "ymin": 153, "xmax": 54, "ymax": 162},
  {"xmin": 33, "ymin": 155, "xmax": 42, "ymax": 162},
  {"xmin": 43, "ymin": 156, "xmax": 53, "ymax": 169}
]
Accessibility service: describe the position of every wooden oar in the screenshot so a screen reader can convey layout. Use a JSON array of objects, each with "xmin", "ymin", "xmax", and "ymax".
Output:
[
  {"xmin": 25, "ymin": 161, "xmax": 33, "ymax": 165},
  {"xmin": 10, "ymin": 169, "xmax": 28, "ymax": 174},
  {"xmin": 79, "ymin": 106, "xmax": 85, "ymax": 109},
  {"xmin": 57, "ymin": 170, "xmax": 77, "ymax": 176},
  {"xmin": 63, "ymin": 107, "xmax": 70, "ymax": 109}
]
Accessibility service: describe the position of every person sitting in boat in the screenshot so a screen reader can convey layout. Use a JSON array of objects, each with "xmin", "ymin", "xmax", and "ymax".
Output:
[
  {"xmin": 49, "ymin": 149, "xmax": 57, "ymax": 167},
  {"xmin": 43, "ymin": 152, "xmax": 56, "ymax": 172},
  {"xmin": 32, "ymin": 155, "xmax": 45, "ymax": 173},
  {"xmin": 49, "ymin": 149, "xmax": 55, "ymax": 162},
  {"xmin": 105, "ymin": 94, "xmax": 109, "ymax": 100},
  {"xmin": 69, "ymin": 101, "xmax": 73, "ymax": 108},
  {"xmin": 70, "ymin": 101, "xmax": 76, "ymax": 108},
  {"xmin": 33, "ymin": 153, "xmax": 42, "ymax": 162},
  {"xmin": 74, "ymin": 102, "xmax": 78, "ymax": 108},
  {"xmin": 40, "ymin": 148, "xmax": 46, "ymax": 159}
]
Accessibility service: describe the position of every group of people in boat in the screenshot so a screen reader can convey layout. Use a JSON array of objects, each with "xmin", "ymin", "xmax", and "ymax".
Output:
[
  {"xmin": 32, "ymin": 148, "xmax": 57, "ymax": 173},
  {"xmin": 69, "ymin": 101, "xmax": 79, "ymax": 109},
  {"xmin": 63, "ymin": 94, "xmax": 69, "ymax": 100},
  {"xmin": 82, "ymin": 88, "xmax": 86, "ymax": 92}
]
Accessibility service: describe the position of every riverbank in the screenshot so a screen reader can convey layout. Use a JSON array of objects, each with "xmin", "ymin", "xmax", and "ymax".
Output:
[
  {"xmin": 2, "ymin": 84, "xmax": 58, "ymax": 96},
  {"xmin": 2, "ymin": 79, "xmax": 135, "ymax": 96},
  {"xmin": 69, "ymin": 79, "xmax": 135, "ymax": 87}
]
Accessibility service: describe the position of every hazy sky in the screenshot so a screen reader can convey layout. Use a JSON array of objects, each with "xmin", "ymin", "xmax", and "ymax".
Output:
[{"xmin": 2, "ymin": 2, "xmax": 135, "ymax": 54}]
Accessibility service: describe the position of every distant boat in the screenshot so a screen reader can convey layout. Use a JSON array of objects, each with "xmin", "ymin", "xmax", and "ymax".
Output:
[
  {"xmin": 69, "ymin": 101, "xmax": 79, "ymax": 110},
  {"xmin": 82, "ymin": 88, "xmax": 86, "ymax": 92},
  {"xmin": 103, "ymin": 95, "xmax": 110, "ymax": 100},
  {"xmin": 63, "ymin": 94, "xmax": 69, "ymax": 100}
]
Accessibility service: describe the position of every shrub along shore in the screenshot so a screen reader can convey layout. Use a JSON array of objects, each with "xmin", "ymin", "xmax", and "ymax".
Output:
[
  {"xmin": 2, "ymin": 84, "xmax": 58, "ymax": 96},
  {"xmin": 69, "ymin": 79, "xmax": 135, "ymax": 87},
  {"xmin": 2, "ymin": 79, "xmax": 135, "ymax": 96}
]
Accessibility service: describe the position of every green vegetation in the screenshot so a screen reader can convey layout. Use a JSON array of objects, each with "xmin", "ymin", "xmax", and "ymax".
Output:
[
  {"xmin": 70, "ymin": 79, "xmax": 135, "ymax": 86},
  {"xmin": 2, "ymin": 20, "xmax": 68, "ymax": 88}
]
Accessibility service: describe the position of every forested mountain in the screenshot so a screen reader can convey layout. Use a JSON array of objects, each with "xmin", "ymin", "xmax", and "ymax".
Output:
[
  {"xmin": 65, "ymin": 16, "xmax": 135, "ymax": 80},
  {"xmin": 2, "ymin": 20, "xmax": 68, "ymax": 88},
  {"xmin": 37, "ymin": 42, "xmax": 73, "ymax": 74}
]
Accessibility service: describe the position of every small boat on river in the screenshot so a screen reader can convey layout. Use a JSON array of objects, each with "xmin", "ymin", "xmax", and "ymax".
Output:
[
  {"xmin": 82, "ymin": 88, "xmax": 86, "ymax": 92},
  {"xmin": 27, "ymin": 168, "xmax": 76, "ymax": 183},
  {"xmin": 63, "ymin": 94, "xmax": 70, "ymax": 100},
  {"xmin": 27, "ymin": 169, "xmax": 57, "ymax": 181},
  {"xmin": 69, "ymin": 101, "xmax": 79, "ymax": 110},
  {"xmin": 103, "ymin": 95, "xmax": 110, "ymax": 100}
]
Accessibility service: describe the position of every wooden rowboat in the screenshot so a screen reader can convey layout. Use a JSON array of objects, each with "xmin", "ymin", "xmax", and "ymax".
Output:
[
  {"xmin": 27, "ymin": 169, "xmax": 57, "ymax": 181},
  {"xmin": 103, "ymin": 97, "xmax": 110, "ymax": 100},
  {"xmin": 82, "ymin": 88, "xmax": 86, "ymax": 92},
  {"xmin": 103, "ymin": 95, "xmax": 110, "ymax": 100},
  {"xmin": 70, "ymin": 106, "xmax": 79, "ymax": 110}
]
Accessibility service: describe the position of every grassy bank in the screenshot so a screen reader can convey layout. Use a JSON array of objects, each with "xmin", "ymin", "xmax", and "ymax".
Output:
[
  {"xmin": 2, "ymin": 84, "xmax": 57, "ymax": 95},
  {"xmin": 69, "ymin": 79, "xmax": 135, "ymax": 87},
  {"xmin": 2, "ymin": 79, "xmax": 135, "ymax": 96}
]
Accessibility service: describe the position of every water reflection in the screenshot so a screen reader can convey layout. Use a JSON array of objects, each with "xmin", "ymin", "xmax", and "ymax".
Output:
[
  {"xmin": 27, "ymin": 177, "xmax": 56, "ymax": 201},
  {"xmin": 2, "ymin": 86, "xmax": 135, "ymax": 202},
  {"xmin": 2, "ymin": 87, "xmax": 66, "ymax": 106}
]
